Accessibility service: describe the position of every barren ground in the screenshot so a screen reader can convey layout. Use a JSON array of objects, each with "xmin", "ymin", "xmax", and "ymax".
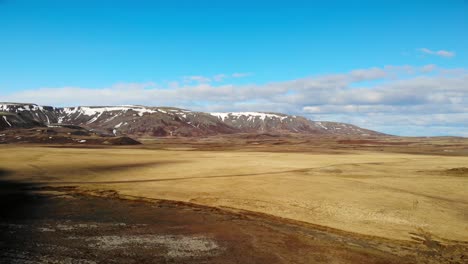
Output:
[{"xmin": 0, "ymin": 135, "xmax": 467, "ymax": 263}]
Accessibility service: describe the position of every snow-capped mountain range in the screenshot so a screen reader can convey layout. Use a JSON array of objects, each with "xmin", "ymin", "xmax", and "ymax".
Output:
[{"xmin": 0, "ymin": 103, "xmax": 382, "ymax": 136}]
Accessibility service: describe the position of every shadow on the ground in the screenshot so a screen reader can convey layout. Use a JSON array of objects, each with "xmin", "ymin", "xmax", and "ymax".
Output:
[{"xmin": 0, "ymin": 168, "xmax": 46, "ymax": 220}]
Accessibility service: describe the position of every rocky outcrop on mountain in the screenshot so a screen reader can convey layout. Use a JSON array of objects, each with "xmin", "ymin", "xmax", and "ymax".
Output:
[
  {"xmin": 0, "ymin": 112, "xmax": 44, "ymax": 130},
  {"xmin": 308, "ymin": 121, "xmax": 379, "ymax": 136},
  {"xmin": 0, "ymin": 103, "xmax": 142, "ymax": 145},
  {"xmin": 209, "ymin": 112, "xmax": 323, "ymax": 134},
  {"xmin": 0, "ymin": 102, "xmax": 384, "ymax": 137},
  {"xmin": 209, "ymin": 112, "xmax": 380, "ymax": 136},
  {"xmin": 0, "ymin": 103, "xmax": 58, "ymax": 124},
  {"xmin": 58, "ymin": 106, "xmax": 238, "ymax": 137}
]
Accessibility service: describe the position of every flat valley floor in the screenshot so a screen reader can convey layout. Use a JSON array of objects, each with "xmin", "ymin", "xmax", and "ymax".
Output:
[{"xmin": 1, "ymin": 136, "xmax": 467, "ymax": 263}]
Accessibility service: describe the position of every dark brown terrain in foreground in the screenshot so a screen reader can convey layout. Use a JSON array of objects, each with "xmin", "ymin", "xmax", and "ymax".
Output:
[{"xmin": 2, "ymin": 182, "xmax": 466, "ymax": 264}]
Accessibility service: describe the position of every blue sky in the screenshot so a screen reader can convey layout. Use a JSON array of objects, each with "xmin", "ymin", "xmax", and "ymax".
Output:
[{"xmin": 1, "ymin": 0, "xmax": 467, "ymax": 136}]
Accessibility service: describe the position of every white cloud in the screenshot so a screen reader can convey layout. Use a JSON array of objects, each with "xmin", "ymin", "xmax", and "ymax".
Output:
[
  {"xmin": 231, "ymin": 72, "xmax": 252, "ymax": 78},
  {"xmin": 182, "ymin": 72, "xmax": 252, "ymax": 83},
  {"xmin": 183, "ymin": 75, "xmax": 211, "ymax": 83},
  {"xmin": 419, "ymin": 48, "xmax": 455, "ymax": 58},
  {"xmin": 2, "ymin": 65, "xmax": 467, "ymax": 137},
  {"xmin": 213, "ymin": 74, "xmax": 227, "ymax": 82}
]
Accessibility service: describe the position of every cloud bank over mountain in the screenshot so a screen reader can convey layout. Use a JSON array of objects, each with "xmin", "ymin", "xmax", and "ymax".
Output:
[{"xmin": 3, "ymin": 65, "xmax": 468, "ymax": 137}]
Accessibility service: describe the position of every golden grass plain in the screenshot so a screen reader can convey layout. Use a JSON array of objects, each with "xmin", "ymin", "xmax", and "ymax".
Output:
[{"xmin": 1, "ymin": 142, "xmax": 467, "ymax": 244}]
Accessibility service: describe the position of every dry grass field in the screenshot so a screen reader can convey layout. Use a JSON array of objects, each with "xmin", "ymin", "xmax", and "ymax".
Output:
[
  {"xmin": 0, "ymin": 140, "xmax": 468, "ymax": 241},
  {"xmin": 1, "ymin": 138, "xmax": 467, "ymax": 245}
]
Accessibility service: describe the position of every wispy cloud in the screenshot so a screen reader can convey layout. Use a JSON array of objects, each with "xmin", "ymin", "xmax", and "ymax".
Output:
[
  {"xmin": 183, "ymin": 72, "xmax": 253, "ymax": 84},
  {"xmin": 2, "ymin": 65, "xmax": 467, "ymax": 136},
  {"xmin": 213, "ymin": 74, "xmax": 227, "ymax": 82},
  {"xmin": 419, "ymin": 48, "xmax": 455, "ymax": 58},
  {"xmin": 231, "ymin": 72, "xmax": 252, "ymax": 78},
  {"xmin": 183, "ymin": 75, "xmax": 211, "ymax": 84}
]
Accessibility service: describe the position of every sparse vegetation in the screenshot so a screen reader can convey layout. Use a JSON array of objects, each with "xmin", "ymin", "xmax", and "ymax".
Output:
[{"xmin": 1, "ymin": 142, "xmax": 467, "ymax": 242}]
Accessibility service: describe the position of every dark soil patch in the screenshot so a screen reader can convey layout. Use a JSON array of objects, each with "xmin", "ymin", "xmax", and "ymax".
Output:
[
  {"xmin": 337, "ymin": 139, "xmax": 414, "ymax": 145},
  {"xmin": 1, "ymin": 180, "xmax": 466, "ymax": 263},
  {"xmin": 445, "ymin": 167, "xmax": 468, "ymax": 175}
]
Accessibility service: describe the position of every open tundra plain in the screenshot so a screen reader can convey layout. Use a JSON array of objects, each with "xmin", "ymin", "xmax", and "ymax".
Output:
[{"xmin": 1, "ymin": 136, "xmax": 468, "ymax": 263}]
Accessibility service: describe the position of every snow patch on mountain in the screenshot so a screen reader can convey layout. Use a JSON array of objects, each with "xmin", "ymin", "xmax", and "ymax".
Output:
[
  {"xmin": 210, "ymin": 112, "xmax": 289, "ymax": 121},
  {"xmin": 59, "ymin": 106, "xmax": 163, "ymax": 124},
  {"xmin": 2, "ymin": 116, "xmax": 11, "ymax": 127},
  {"xmin": 62, "ymin": 106, "xmax": 159, "ymax": 117},
  {"xmin": 316, "ymin": 122, "xmax": 328, "ymax": 130}
]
